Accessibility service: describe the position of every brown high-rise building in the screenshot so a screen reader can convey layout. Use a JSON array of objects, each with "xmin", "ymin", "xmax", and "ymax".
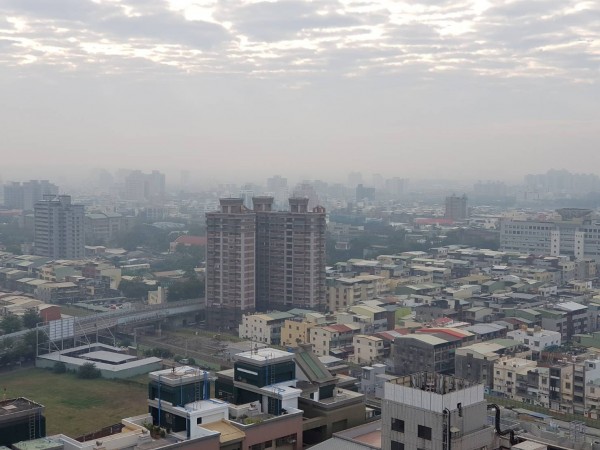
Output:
[
  {"xmin": 254, "ymin": 197, "xmax": 326, "ymax": 313},
  {"xmin": 444, "ymin": 194, "xmax": 468, "ymax": 221},
  {"xmin": 205, "ymin": 197, "xmax": 326, "ymax": 331},
  {"xmin": 205, "ymin": 198, "xmax": 256, "ymax": 332}
]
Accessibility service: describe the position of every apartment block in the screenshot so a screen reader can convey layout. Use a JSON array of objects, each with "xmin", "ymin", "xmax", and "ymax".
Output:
[
  {"xmin": 206, "ymin": 198, "xmax": 256, "ymax": 332},
  {"xmin": 34, "ymin": 195, "xmax": 84, "ymax": 259},
  {"xmin": 3, "ymin": 180, "xmax": 58, "ymax": 211},
  {"xmin": 206, "ymin": 196, "xmax": 326, "ymax": 331},
  {"xmin": 254, "ymin": 197, "xmax": 326, "ymax": 312}
]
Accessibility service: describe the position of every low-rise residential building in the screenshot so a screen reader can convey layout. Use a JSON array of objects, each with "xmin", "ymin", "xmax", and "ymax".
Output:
[
  {"xmin": 507, "ymin": 326, "xmax": 562, "ymax": 353},
  {"xmin": 35, "ymin": 281, "xmax": 81, "ymax": 303},
  {"xmin": 238, "ymin": 311, "xmax": 295, "ymax": 345},
  {"xmin": 389, "ymin": 331, "xmax": 464, "ymax": 376},
  {"xmin": 310, "ymin": 323, "xmax": 361, "ymax": 357},
  {"xmin": 327, "ymin": 274, "xmax": 388, "ymax": 312},
  {"xmin": 455, "ymin": 341, "xmax": 516, "ymax": 388},
  {"xmin": 585, "ymin": 378, "xmax": 600, "ymax": 419},
  {"xmin": 335, "ymin": 303, "xmax": 389, "ymax": 334},
  {"xmin": 281, "ymin": 312, "xmax": 327, "ymax": 348},
  {"xmin": 493, "ymin": 357, "xmax": 538, "ymax": 398},
  {"xmin": 352, "ymin": 334, "xmax": 385, "ymax": 365}
]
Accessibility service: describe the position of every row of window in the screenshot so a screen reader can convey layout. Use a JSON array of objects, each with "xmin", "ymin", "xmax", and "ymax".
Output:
[{"xmin": 391, "ymin": 418, "xmax": 432, "ymax": 439}]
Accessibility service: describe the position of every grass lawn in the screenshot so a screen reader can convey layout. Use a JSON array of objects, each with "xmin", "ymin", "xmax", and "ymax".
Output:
[{"xmin": 0, "ymin": 368, "xmax": 149, "ymax": 437}]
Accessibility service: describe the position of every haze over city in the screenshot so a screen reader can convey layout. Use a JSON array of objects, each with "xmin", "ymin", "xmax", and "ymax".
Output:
[{"xmin": 1, "ymin": 0, "xmax": 599, "ymax": 182}]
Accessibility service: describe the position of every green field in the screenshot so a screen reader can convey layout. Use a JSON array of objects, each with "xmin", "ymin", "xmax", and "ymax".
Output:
[{"xmin": 0, "ymin": 368, "xmax": 149, "ymax": 437}]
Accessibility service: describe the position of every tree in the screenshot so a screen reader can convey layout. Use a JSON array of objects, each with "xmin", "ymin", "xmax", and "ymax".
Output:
[
  {"xmin": 53, "ymin": 361, "xmax": 67, "ymax": 374},
  {"xmin": 167, "ymin": 278, "xmax": 205, "ymax": 301},
  {"xmin": 0, "ymin": 315, "xmax": 22, "ymax": 334},
  {"xmin": 119, "ymin": 278, "xmax": 154, "ymax": 299},
  {"xmin": 22, "ymin": 309, "xmax": 42, "ymax": 329},
  {"xmin": 78, "ymin": 362, "xmax": 101, "ymax": 379}
]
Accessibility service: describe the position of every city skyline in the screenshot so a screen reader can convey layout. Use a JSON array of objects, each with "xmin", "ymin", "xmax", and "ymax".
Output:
[{"xmin": 0, "ymin": 0, "xmax": 598, "ymax": 181}]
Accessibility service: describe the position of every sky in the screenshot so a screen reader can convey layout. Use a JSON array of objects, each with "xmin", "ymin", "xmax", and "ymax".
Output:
[{"xmin": 0, "ymin": 0, "xmax": 599, "ymax": 185}]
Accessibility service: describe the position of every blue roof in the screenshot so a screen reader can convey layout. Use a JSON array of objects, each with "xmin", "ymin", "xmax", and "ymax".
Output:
[{"xmin": 512, "ymin": 408, "xmax": 552, "ymax": 419}]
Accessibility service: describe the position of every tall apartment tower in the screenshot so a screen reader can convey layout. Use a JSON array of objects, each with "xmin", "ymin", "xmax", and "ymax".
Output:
[
  {"xmin": 206, "ymin": 198, "xmax": 256, "ymax": 332},
  {"xmin": 444, "ymin": 194, "xmax": 468, "ymax": 221},
  {"xmin": 254, "ymin": 197, "xmax": 326, "ymax": 312},
  {"xmin": 34, "ymin": 195, "xmax": 85, "ymax": 259}
]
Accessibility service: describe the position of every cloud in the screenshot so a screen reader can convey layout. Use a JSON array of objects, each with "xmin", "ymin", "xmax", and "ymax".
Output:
[{"xmin": 0, "ymin": 0, "xmax": 597, "ymax": 84}]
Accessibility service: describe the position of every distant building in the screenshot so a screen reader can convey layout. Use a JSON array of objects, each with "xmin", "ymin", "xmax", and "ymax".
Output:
[
  {"xmin": 499, "ymin": 209, "xmax": 600, "ymax": 260},
  {"xmin": 444, "ymin": 194, "xmax": 468, "ymax": 221},
  {"xmin": 356, "ymin": 184, "xmax": 375, "ymax": 201},
  {"xmin": 169, "ymin": 235, "xmax": 207, "ymax": 253},
  {"xmin": 123, "ymin": 170, "xmax": 165, "ymax": 202},
  {"xmin": 34, "ymin": 195, "xmax": 84, "ymax": 259},
  {"xmin": 85, "ymin": 212, "xmax": 134, "ymax": 244},
  {"xmin": 3, "ymin": 180, "xmax": 58, "ymax": 211}
]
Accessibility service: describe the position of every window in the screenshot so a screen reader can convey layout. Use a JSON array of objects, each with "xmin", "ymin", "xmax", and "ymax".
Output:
[
  {"xmin": 418, "ymin": 425, "xmax": 432, "ymax": 440},
  {"xmin": 391, "ymin": 441, "xmax": 404, "ymax": 450},
  {"xmin": 391, "ymin": 418, "xmax": 405, "ymax": 432}
]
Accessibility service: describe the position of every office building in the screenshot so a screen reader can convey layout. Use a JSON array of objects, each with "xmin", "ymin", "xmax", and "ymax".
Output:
[
  {"xmin": 34, "ymin": 195, "xmax": 84, "ymax": 259},
  {"xmin": 123, "ymin": 170, "xmax": 165, "ymax": 202},
  {"xmin": 205, "ymin": 198, "xmax": 256, "ymax": 332},
  {"xmin": 382, "ymin": 372, "xmax": 496, "ymax": 450},
  {"xmin": 3, "ymin": 180, "xmax": 58, "ymax": 211},
  {"xmin": 0, "ymin": 397, "xmax": 46, "ymax": 447},
  {"xmin": 500, "ymin": 208, "xmax": 600, "ymax": 260},
  {"xmin": 444, "ymin": 194, "xmax": 468, "ymax": 221},
  {"xmin": 255, "ymin": 196, "xmax": 327, "ymax": 312}
]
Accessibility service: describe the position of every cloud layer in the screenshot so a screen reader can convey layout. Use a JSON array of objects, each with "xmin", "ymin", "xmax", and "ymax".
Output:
[{"xmin": 1, "ymin": 0, "xmax": 598, "ymax": 83}]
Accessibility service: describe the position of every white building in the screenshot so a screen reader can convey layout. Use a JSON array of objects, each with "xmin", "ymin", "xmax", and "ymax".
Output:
[
  {"xmin": 34, "ymin": 195, "xmax": 84, "ymax": 259},
  {"xmin": 507, "ymin": 326, "xmax": 561, "ymax": 353},
  {"xmin": 238, "ymin": 311, "xmax": 295, "ymax": 345}
]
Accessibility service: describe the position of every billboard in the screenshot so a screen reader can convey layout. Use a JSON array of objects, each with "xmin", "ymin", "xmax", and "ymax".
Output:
[{"xmin": 48, "ymin": 317, "xmax": 75, "ymax": 341}]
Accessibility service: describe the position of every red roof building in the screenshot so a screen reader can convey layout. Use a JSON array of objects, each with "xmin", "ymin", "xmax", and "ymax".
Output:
[{"xmin": 169, "ymin": 235, "xmax": 207, "ymax": 252}]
